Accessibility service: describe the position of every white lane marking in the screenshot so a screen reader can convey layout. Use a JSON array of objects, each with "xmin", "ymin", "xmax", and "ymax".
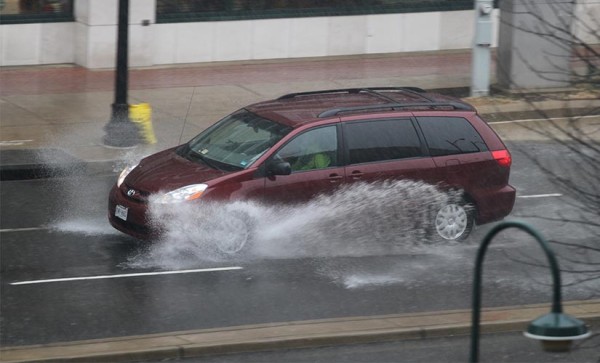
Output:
[
  {"xmin": 11, "ymin": 267, "xmax": 244, "ymax": 286},
  {"xmin": 489, "ymin": 115, "xmax": 598, "ymax": 125},
  {"xmin": 0, "ymin": 140, "xmax": 34, "ymax": 146},
  {"xmin": 517, "ymin": 193, "xmax": 563, "ymax": 199},
  {"xmin": 0, "ymin": 227, "xmax": 49, "ymax": 233}
]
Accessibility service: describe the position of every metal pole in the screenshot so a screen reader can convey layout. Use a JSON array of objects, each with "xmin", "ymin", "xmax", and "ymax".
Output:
[
  {"xmin": 103, "ymin": 0, "xmax": 140, "ymax": 148},
  {"xmin": 115, "ymin": 0, "xmax": 128, "ymax": 109},
  {"xmin": 469, "ymin": 221, "xmax": 563, "ymax": 363},
  {"xmin": 471, "ymin": 0, "xmax": 494, "ymax": 97}
]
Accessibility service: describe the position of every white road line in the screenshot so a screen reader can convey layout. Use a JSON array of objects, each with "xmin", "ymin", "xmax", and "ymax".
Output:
[
  {"xmin": 517, "ymin": 193, "xmax": 563, "ymax": 199},
  {"xmin": 489, "ymin": 115, "xmax": 598, "ymax": 125},
  {"xmin": 0, "ymin": 227, "xmax": 49, "ymax": 233},
  {"xmin": 0, "ymin": 139, "xmax": 34, "ymax": 146},
  {"xmin": 10, "ymin": 267, "xmax": 244, "ymax": 286}
]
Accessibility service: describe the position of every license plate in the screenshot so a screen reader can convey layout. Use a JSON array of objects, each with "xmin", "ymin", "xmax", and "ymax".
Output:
[{"xmin": 115, "ymin": 205, "xmax": 128, "ymax": 221}]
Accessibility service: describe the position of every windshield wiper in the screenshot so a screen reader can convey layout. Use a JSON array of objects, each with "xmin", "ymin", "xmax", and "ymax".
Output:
[{"xmin": 188, "ymin": 149, "xmax": 220, "ymax": 170}]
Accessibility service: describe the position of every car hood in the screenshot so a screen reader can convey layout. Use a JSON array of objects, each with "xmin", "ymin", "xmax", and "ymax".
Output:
[{"xmin": 125, "ymin": 147, "xmax": 228, "ymax": 194}]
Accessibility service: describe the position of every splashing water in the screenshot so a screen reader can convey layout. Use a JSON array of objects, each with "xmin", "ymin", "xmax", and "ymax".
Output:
[
  {"xmin": 340, "ymin": 273, "xmax": 407, "ymax": 289},
  {"xmin": 51, "ymin": 218, "xmax": 120, "ymax": 236},
  {"xmin": 126, "ymin": 180, "xmax": 465, "ymax": 269},
  {"xmin": 36, "ymin": 147, "xmax": 152, "ymax": 234}
]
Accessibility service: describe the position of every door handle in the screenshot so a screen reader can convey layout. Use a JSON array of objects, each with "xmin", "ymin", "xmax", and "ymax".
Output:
[
  {"xmin": 328, "ymin": 174, "xmax": 343, "ymax": 183},
  {"xmin": 350, "ymin": 171, "xmax": 364, "ymax": 179}
]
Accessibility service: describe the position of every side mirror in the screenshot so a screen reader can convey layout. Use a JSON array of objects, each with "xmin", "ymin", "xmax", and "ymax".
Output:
[{"xmin": 267, "ymin": 160, "xmax": 292, "ymax": 176}]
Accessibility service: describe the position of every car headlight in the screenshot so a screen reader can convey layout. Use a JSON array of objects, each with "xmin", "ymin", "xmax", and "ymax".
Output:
[
  {"xmin": 117, "ymin": 164, "xmax": 138, "ymax": 187},
  {"xmin": 156, "ymin": 184, "xmax": 208, "ymax": 204}
]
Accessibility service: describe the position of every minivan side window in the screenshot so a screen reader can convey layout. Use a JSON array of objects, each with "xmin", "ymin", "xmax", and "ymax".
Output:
[
  {"xmin": 274, "ymin": 125, "xmax": 338, "ymax": 172},
  {"xmin": 417, "ymin": 117, "xmax": 489, "ymax": 156},
  {"xmin": 345, "ymin": 119, "xmax": 423, "ymax": 164}
]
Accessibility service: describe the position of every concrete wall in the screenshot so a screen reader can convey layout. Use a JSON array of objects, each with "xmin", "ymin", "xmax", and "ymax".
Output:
[
  {"xmin": 23, "ymin": 0, "xmax": 600, "ymax": 69},
  {"xmin": 2, "ymin": 0, "xmax": 597, "ymax": 69},
  {"xmin": 73, "ymin": 0, "xmax": 156, "ymax": 68},
  {"xmin": 2, "ymin": 0, "xmax": 496, "ymax": 68},
  {"xmin": 0, "ymin": 22, "xmax": 75, "ymax": 66},
  {"xmin": 152, "ymin": 10, "xmax": 496, "ymax": 66},
  {"xmin": 496, "ymin": 0, "xmax": 599, "ymax": 90}
]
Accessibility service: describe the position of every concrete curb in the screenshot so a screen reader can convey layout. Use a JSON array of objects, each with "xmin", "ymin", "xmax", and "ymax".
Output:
[
  {"xmin": 1, "ymin": 300, "xmax": 598, "ymax": 363},
  {"xmin": 0, "ymin": 148, "xmax": 88, "ymax": 181}
]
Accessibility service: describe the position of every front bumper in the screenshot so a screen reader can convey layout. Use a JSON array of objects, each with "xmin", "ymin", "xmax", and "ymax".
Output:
[{"xmin": 108, "ymin": 184, "xmax": 152, "ymax": 239}]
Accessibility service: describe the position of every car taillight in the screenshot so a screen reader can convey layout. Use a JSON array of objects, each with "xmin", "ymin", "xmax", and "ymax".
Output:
[{"xmin": 492, "ymin": 149, "xmax": 512, "ymax": 167}]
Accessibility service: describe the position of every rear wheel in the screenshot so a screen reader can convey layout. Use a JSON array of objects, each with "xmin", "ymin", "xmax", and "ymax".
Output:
[{"xmin": 434, "ymin": 203, "xmax": 474, "ymax": 241}]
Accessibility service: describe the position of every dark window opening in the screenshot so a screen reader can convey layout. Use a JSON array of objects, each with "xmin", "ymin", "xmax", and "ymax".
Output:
[
  {"xmin": 156, "ymin": 0, "xmax": 474, "ymax": 23},
  {"xmin": 0, "ymin": 0, "xmax": 74, "ymax": 24},
  {"xmin": 345, "ymin": 119, "xmax": 423, "ymax": 165},
  {"xmin": 417, "ymin": 116, "xmax": 489, "ymax": 156}
]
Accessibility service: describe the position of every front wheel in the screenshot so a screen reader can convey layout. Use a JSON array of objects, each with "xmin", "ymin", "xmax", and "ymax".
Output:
[
  {"xmin": 434, "ymin": 203, "xmax": 474, "ymax": 241},
  {"xmin": 214, "ymin": 211, "xmax": 252, "ymax": 256}
]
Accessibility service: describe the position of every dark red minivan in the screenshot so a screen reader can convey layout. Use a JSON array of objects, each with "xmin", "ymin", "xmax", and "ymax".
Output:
[{"xmin": 108, "ymin": 87, "xmax": 515, "ymax": 252}]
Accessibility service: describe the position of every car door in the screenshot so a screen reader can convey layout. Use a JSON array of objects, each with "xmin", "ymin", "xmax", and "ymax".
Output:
[
  {"xmin": 341, "ymin": 117, "xmax": 438, "ymax": 185},
  {"xmin": 262, "ymin": 124, "xmax": 345, "ymax": 204}
]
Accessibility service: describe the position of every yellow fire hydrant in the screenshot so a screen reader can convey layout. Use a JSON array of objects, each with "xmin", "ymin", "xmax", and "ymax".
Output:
[{"xmin": 129, "ymin": 103, "xmax": 157, "ymax": 144}]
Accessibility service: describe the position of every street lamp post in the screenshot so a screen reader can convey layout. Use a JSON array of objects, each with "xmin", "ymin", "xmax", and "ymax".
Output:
[
  {"xmin": 103, "ymin": 0, "xmax": 140, "ymax": 148},
  {"xmin": 469, "ymin": 221, "xmax": 590, "ymax": 363}
]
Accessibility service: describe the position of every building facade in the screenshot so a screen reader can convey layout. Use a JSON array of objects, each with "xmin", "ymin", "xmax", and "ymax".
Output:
[{"xmin": 0, "ymin": 0, "xmax": 597, "ymax": 69}]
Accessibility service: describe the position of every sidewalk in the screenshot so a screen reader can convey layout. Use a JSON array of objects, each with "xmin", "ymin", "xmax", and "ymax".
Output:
[{"xmin": 2, "ymin": 300, "xmax": 599, "ymax": 363}]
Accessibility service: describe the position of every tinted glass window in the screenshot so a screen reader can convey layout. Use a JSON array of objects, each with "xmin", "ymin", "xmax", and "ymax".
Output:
[
  {"xmin": 155, "ymin": 1, "xmax": 473, "ymax": 23},
  {"xmin": 0, "ymin": 0, "xmax": 74, "ymax": 24},
  {"xmin": 418, "ymin": 117, "xmax": 488, "ymax": 156},
  {"xmin": 345, "ymin": 119, "xmax": 422, "ymax": 164},
  {"xmin": 275, "ymin": 126, "xmax": 338, "ymax": 172}
]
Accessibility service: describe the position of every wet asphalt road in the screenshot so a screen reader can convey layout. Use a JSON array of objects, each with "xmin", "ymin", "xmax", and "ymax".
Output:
[{"xmin": 1, "ymin": 140, "xmax": 598, "ymax": 346}]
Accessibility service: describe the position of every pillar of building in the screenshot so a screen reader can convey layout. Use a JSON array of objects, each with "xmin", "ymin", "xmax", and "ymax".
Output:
[
  {"xmin": 496, "ymin": 0, "xmax": 574, "ymax": 90},
  {"xmin": 74, "ymin": 0, "xmax": 155, "ymax": 69}
]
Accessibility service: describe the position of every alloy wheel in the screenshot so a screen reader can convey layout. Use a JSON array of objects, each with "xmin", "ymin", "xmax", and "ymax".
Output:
[{"xmin": 435, "ymin": 204, "xmax": 469, "ymax": 240}]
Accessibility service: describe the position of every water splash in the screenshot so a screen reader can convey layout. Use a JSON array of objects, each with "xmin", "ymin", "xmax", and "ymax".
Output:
[
  {"xmin": 51, "ymin": 218, "xmax": 120, "ymax": 236},
  {"xmin": 35, "ymin": 147, "xmax": 152, "ymax": 234},
  {"xmin": 340, "ymin": 273, "xmax": 407, "ymax": 289},
  {"xmin": 125, "ymin": 180, "xmax": 465, "ymax": 269}
]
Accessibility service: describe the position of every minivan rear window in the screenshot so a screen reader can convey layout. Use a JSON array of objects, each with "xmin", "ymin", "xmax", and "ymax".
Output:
[
  {"xmin": 417, "ymin": 117, "xmax": 488, "ymax": 156},
  {"xmin": 345, "ymin": 119, "xmax": 423, "ymax": 164}
]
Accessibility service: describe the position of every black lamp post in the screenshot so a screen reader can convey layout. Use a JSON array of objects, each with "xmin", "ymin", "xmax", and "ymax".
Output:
[
  {"xmin": 103, "ymin": 0, "xmax": 140, "ymax": 148},
  {"xmin": 469, "ymin": 221, "xmax": 590, "ymax": 363}
]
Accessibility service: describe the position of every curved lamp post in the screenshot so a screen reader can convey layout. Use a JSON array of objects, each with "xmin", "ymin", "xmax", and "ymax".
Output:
[{"xmin": 469, "ymin": 221, "xmax": 590, "ymax": 363}]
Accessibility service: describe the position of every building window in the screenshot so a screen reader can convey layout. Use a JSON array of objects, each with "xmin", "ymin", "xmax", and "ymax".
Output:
[
  {"xmin": 156, "ymin": 0, "xmax": 474, "ymax": 23},
  {"xmin": 0, "ymin": 0, "xmax": 74, "ymax": 24}
]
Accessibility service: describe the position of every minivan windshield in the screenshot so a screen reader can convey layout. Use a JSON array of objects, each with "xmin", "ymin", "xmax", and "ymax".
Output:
[{"xmin": 181, "ymin": 109, "xmax": 292, "ymax": 170}]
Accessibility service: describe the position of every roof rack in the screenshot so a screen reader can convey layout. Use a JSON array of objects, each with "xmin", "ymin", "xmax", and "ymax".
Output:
[
  {"xmin": 277, "ymin": 87, "xmax": 427, "ymax": 100},
  {"xmin": 318, "ymin": 102, "xmax": 474, "ymax": 118}
]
